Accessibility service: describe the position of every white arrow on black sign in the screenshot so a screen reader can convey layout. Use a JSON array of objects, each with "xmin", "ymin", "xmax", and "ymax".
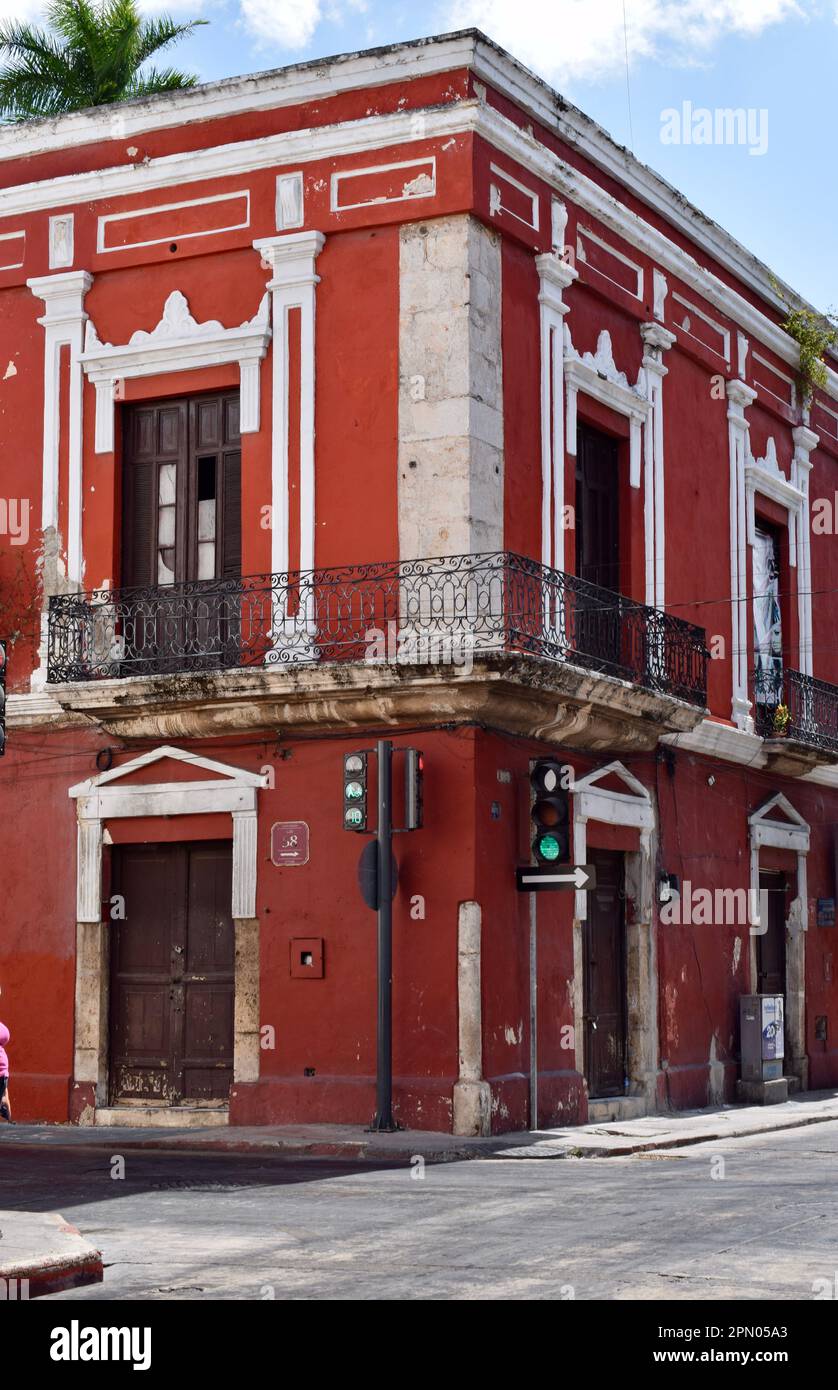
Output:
[{"xmin": 515, "ymin": 864, "xmax": 597, "ymax": 892}]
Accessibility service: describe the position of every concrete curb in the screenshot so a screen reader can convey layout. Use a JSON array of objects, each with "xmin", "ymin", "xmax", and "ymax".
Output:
[
  {"xmin": 0, "ymin": 1212, "xmax": 103, "ymax": 1299},
  {"xmin": 1, "ymin": 1094, "xmax": 837, "ymax": 1166}
]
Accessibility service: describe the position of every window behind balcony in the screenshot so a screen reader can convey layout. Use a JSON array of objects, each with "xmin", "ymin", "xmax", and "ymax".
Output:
[
  {"xmin": 121, "ymin": 392, "xmax": 241, "ymax": 589},
  {"xmin": 753, "ymin": 524, "xmax": 783, "ymax": 706}
]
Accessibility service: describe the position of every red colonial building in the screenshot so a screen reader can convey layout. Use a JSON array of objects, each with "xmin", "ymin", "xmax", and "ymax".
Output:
[{"xmin": 1, "ymin": 29, "xmax": 837, "ymax": 1133}]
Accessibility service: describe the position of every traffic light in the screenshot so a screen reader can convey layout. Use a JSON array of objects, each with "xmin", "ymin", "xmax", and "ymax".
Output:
[
  {"xmin": 405, "ymin": 748, "xmax": 424, "ymax": 830},
  {"xmin": 343, "ymin": 751, "xmax": 368, "ymax": 831},
  {"xmin": 0, "ymin": 640, "xmax": 6, "ymax": 757},
  {"xmin": 530, "ymin": 758, "xmax": 569, "ymax": 864}
]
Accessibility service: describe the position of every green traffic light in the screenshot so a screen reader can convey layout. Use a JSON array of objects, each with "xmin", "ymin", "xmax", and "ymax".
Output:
[
  {"xmin": 537, "ymin": 833, "xmax": 561, "ymax": 861},
  {"xmin": 345, "ymin": 807, "xmax": 364, "ymax": 827},
  {"xmin": 345, "ymin": 780, "xmax": 364, "ymax": 800}
]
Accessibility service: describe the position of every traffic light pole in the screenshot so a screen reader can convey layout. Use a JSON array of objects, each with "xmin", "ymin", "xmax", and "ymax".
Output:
[
  {"xmin": 529, "ymin": 891, "xmax": 537, "ymax": 1131},
  {"xmin": 372, "ymin": 738, "xmax": 396, "ymax": 1131}
]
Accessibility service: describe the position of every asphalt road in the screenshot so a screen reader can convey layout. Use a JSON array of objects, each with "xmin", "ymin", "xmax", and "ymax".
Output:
[{"xmin": 4, "ymin": 1119, "xmax": 838, "ymax": 1300}]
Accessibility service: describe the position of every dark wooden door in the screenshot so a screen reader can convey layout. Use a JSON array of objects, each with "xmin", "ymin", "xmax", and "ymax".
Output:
[
  {"xmin": 574, "ymin": 424, "xmax": 623, "ymax": 672},
  {"xmin": 110, "ymin": 843, "xmax": 235, "ymax": 1106},
  {"xmin": 757, "ymin": 871, "xmax": 787, "ymax": 997},
  {"xmin": 583, "ymin": 849, "xmax": 627, "ymax": 1098},
  {"xmin": 121, "ymin": 392, "xmax": 241, "ymax": 672}
]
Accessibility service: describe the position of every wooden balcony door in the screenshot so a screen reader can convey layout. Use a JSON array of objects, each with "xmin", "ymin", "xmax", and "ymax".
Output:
[
  {"xmin": 121, "ymin": 392, "xmax": 242, "ymax": 672},
  {"xmin": 574, "ymin": 423, "xmax": 623, "ymax": 672}
]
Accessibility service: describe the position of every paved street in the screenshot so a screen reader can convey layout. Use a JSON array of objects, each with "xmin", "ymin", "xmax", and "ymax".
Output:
[{"xmin": 3, "ymin": 1118, "xmax": 837, "ymax": 1301}]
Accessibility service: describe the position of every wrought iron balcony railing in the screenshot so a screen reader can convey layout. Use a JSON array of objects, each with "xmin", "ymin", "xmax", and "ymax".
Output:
[
  {"xmin": 46, "ymin": 551, "xmax": 708, "ymax": 707},
  {"xmin": 753, "ymin": 665, "xmax": 838, "ymax": 753}
]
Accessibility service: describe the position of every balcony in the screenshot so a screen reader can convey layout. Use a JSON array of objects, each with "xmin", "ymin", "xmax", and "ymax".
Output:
[
  {"xmin": 753, "ymin": 665, "xmax": 838, "ymax": 772},
  {"xmin": 45, "ymin": 552, "xmax": 707, "ymax": 745}
]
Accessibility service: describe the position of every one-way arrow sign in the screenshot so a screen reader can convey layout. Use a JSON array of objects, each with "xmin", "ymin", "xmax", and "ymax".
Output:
[{"xmin": 516, "ymin": 864, "xmax": 597, "ymax": 893}]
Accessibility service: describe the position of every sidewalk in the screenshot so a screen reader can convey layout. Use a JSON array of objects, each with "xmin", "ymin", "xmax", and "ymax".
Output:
[
  {"xmin": 1, "ymin": 1088, "xmax": 837, "ymax": 1163},
  {"xmin": 0, "ymin": 1212, "xmax": 103, "ymax": 1298}
]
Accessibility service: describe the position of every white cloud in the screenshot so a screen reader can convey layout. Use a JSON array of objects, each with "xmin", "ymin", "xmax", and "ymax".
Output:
[
  {"xmin": 0, "ymin": 0, "xmax": 47, "ymax": 21},
  {"xmin": 239, "ymin": 0, "xmax": 322, "ymax": 48},
  {"xmin": 442, "ymin": 0, "xmax": 808, "ymax": 85}
]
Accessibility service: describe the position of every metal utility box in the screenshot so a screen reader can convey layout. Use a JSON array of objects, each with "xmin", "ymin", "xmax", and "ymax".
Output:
[{"xmin": 740, "ymin": 994, "xmax": 784, "ymax": 1082}]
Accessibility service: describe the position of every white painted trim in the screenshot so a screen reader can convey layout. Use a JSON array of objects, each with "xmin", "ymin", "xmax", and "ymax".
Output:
[
  {"xmin": 745, "ymin": 437, "xmax": 803, "ymax": 566},
  {"xmin": 254, "ymin": 231, "xmax": 325, "ymax": 583},
  {"xmin": 564, "ymin": 325, "xmax": 650, "ymax": 489},
  {"xmin": 331, "ymin": 156, "xmax": 436, "ymax": 212},
  {"xmin": 69, "ymin": 744, "xmax": 267, "ymax": 922},
  {"xmin": 276, "ymin": 172, "xmax": 304, "ymax": 230},
  {"xmin": 671, "ymin": 290, "xmax": 730, "ymax": 363},
  {"xmin": 80, "ymin": 288, "xmax": 270, "ymax": 452},
  {"xmin": 97, "ymin": 189, "xmax": 250, "ymax": 254},
  {"xmin": 640, "ymin": 322, "xmax": 675, "ymax": 611},
  {"xmin": 571, "ymin": 760, "xmax": 653, "ymax": 920},
  {"xmin": 752, "ymin": 350, "xmax": 796, "ymax": 411},
  {"xmin": 0, "ymin": 230, "xmax": 25, "ymax": 271},
  {"xmin": 48, "ymin": 215, "xmax": 74, "ymax": 269},
  {"xmin": 535, "ymin": 251, "xmax": 576, "ymax": 570},
  {"xmin": 27, "ymin": 271, "xmax": 92, "ymax": 586},
  {"xmin": 725, "ymin": 380, "xmax": 757, "ymax": 729},
  {"xmin": 0, "ymin": 26, "xmax": 826, "ymax": 390},
  {"xmin": 489, "ymin": 161, "xmax": 539, "ymax": 230},
  {"xmin": 6, "ymin": 84, "xmax": 836, "ymax": 398},
  {"xmin": 576, "ymin": 225, "xmax": 643, "ymax": 299}
]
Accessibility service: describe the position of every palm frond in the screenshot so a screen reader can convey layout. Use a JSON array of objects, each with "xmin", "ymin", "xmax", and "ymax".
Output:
[
  {"xmin": 134, "ymin": 17, "xmax": 207, "ymax": 69},
  {"xmin": 125, "ymin": 65, "xmax": 199, "ymax": 98},
  {"xmin": 0, "ymin": 0, "xmax": 205, "ymax": 121}
]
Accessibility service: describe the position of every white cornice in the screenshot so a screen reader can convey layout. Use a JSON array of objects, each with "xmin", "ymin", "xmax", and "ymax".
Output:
[
  {"xmin": 0, "ymin": 31, "xmax": 479, "ymax": 163},
  {"xmin": 5, "ymin": 60, "xmax": 836, "ymax": 402},
  {"xmin": 2, "ymin": 29, "xmax": 828, "ymax": 375}
]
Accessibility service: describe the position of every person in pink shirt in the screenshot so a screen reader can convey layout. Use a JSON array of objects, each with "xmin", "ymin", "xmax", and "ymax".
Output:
[{"xmin": 0, "ymin": 1021, "xmax": 11, "ymax": 1121}]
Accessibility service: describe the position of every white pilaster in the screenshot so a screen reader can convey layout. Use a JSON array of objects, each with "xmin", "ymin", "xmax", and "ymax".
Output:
[
  {"xmin": 640, "ymin": 322, "xmax": 676, "ymax": 610},
  {"xmin": 792, "ymin": 425, "xmax": 817, "ymax": 676},
  {"xmin": 726, "ymin": 380, "xmax": 757, "ymax": 731},
  {"xmin": 535, "ymin": 251, "xmax": 577, "ymax": 571},
  {"xmin": 253, "ymin": 232, "xmax": 325, "ymax": 579},
  {"xmin": 27, "ymin": 271, "xmax": 93, "ymax": 586}
]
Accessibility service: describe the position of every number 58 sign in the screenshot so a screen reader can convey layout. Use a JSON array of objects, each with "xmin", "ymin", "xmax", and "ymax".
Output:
[{"xmin": 271, "ymin": 821, "xmax": 309, "ymax": 866}]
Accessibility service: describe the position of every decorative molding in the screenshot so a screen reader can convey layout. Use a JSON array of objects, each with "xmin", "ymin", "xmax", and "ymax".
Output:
[
  {"xmin": 80, "ymin": 288, "xmax": 270, "ymax": 452},
  {"xmin": 652, "ymin": 269, "xmax": 668, "ymax": 322},
  {"xmin": 69, "ymin": 744, "xmax": 268, "ymax": 923},
  {"xmin": 745, "ymin": 437, "xmax": 803, "ymax": 562},
  {"xmin": 535, "ymin": 251, "xmax": 576, "ymax": 570},
  {"xmin": 97, "ymin": 189, "xmax": 250, "ymax": 254},
  {"xmin": 489, "ymin": 161, "xmax": 539, "ymax": 230},
  {"xmin": 564, "ymin": 325, "xmax": 650, "ymax": 489},
  {"xmin": 254, "ymin": 231, "xmax": 325, "ymax": 584},
  {"xmin": 49, "ymin": 215, "xmax": 74, "ymax": 269},
  {"xmin": 27, "ymin": 270, "xmax": 92, "ymax": 586},
  {"xmin": 671, "ymin": 291, "xmax": 730, "ymax": 362},
  {"xmin": 0, "ymin": 230, "xmax": 26, "ymax": 271},
  {"xmin": 332, "ymin": 156, "xmax": 436, "ymax": 212},
  {"xmin": 6, "ymin": 81, "xmax": 838, "ymax": 399},
  {"xmin": 571, "ymin": 760, "xmax": 653, "ymax": 920},
  {"xmin": 576, "ymin": 225, "xmax": 643, "ymax": 299},
  {"xmin": 276, "ymin": 172, "xmax": 304, "ymax": 230}
]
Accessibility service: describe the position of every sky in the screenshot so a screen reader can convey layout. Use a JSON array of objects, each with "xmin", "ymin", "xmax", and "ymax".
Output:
[{"xmin": 3, "ymin": 0, "xmax": 837, "ymax": 312}]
